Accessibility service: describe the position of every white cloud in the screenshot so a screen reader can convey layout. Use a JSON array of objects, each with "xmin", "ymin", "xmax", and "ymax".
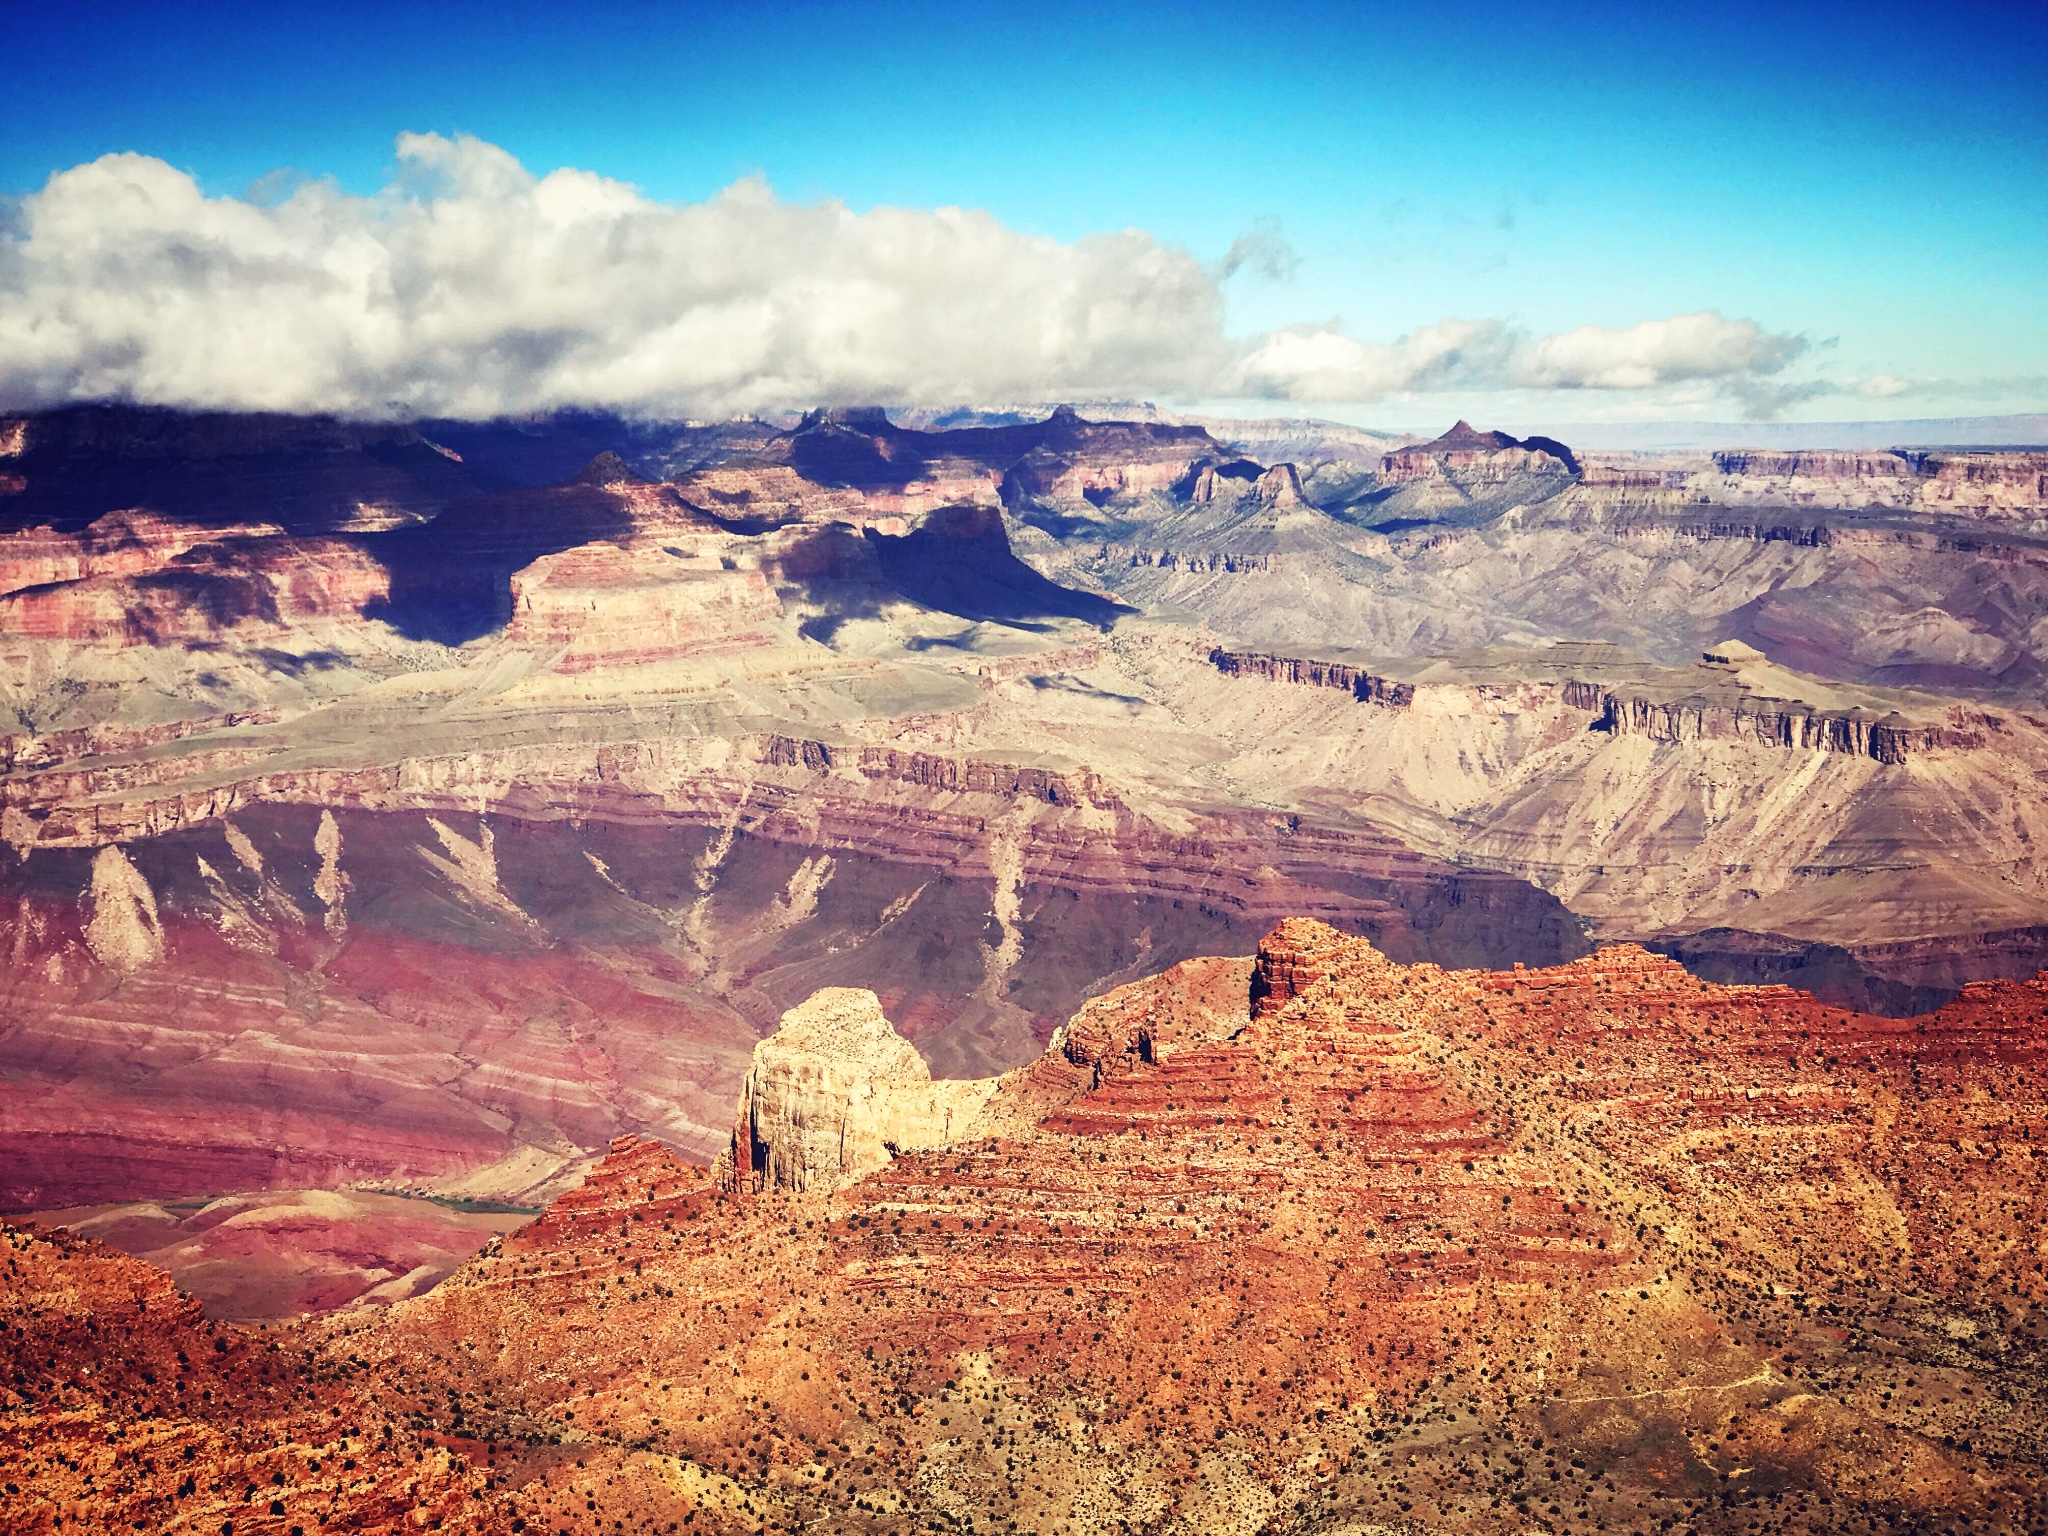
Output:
[
  {"xmin": 1517, "ymin": 312, "xmax": 1806, "ymax": 390},
  {"xmin": 0, "ymin": 134, "xmax": 1226, "ymax": 418},
  {"xmin": 1230, "ymin": 310, "xmax": 1807, "ymax": 408},
  {"xmin": 0, "ymin": 134, "xmax": 1812, "ymax": 420},
  {"xmin": 1229, "ymin": 318, "xmax": 1520, "ymax": 400}
]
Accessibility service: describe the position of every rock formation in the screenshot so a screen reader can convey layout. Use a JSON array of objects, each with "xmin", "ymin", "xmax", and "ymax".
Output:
[
  {"xmin": 1708, "ymin": 447, "xmax": 2048, "ymax": 518},
  {"xmin": 1379, "ymin": 418, "xmax": 1582, "ymax": 479},
  {"xmin": 4, "ymin": 402, "xmax": 2047, "ymax": 1228},
  {"xmin": 723, "ymin": 987, "xmax": 999, "ymax": 1193},
  {"xmin": 6, "ymin": 920, "xmax": 2043, "ymax": 1533},
  {"xmin": 1208, "ymin": 645, "xmax": 1415, "ymax": 706},
  {"xmin": 82, "ymin": 843, "xmax": 163, "ymax": 970}
]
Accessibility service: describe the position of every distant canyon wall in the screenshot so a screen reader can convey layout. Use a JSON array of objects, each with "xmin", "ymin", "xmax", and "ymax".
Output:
[
  {"xmin": 1208, "ymin": 647, "xmax": 1415, "ymax": 708},
  {"xmin": 1207, "ymin": 644, "xmax": 2001, "ymax": 764},
  {"xmin": 0, "ymin": 736, "xmax": 1589, "ymax": 1210},
  {"xmin": 1583, "ymin": 689, "xmax": 1997, "ymax": 763}
]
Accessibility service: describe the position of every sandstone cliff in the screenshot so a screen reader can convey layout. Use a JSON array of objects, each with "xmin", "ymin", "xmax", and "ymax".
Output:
[
  {"xmin": 723, "ymin": 988, "xmax": 999, "ymax": 1194},
  {"xmin": 1208, "ymin": 645, "xmax": 1415, "ymax": 706},
  {"xmin": 1582, "ymin": 641, "xmax": 1992, "ymax": 763},
  {"xmin": 1709, "ymin": 447, "xmax": 2048, "ymax": 518}
]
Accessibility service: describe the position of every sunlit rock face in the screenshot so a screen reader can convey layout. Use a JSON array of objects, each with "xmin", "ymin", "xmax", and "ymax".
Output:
[{"xmin": 725, "ymin": 987, "xmax": 999, "ymax": 1193}]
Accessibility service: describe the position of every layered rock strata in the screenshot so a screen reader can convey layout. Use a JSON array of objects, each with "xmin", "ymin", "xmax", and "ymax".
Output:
[
  {"xmin": 5, "ymin": 402, "xmax": 2047, "ymax": 1231},
  {"xmin": 385, "ymin": 924, "xmax": 2048, "ymax": 1531},
  {"xmin": 8, "ymin": 921, "xmax": 2043, "ymax": 1534},
  {"xmin": 1208, "ymin": 646, "xmax": 1415, "ymax": 707},
  {"xmin": 1130, "ymin": 629, "xmax": 2048, "ymax": 955},
  {"xmin": 1576, "ymin": 644, "xmax": 1994, "ymax": 762},
  {"xmin": 0, "ymin": 745, "xmax": 1585, "ymax": 1209},
  {"xmin": 1592, "ymin": 688, "xmax": 1980, "ymax": 762},
  {"xmin": 1708, "ymin": 447, "xmax": 2048, "ymax": 517}
]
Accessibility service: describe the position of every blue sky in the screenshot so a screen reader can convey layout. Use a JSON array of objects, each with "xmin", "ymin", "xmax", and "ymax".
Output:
[{"xmin": 1, "ymin": 0, "xmax": 2041, "ymax": 425}]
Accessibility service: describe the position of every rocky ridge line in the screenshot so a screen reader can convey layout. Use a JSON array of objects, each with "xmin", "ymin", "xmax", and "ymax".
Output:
[
  {"xmin": 1206, "ymin": 640, "xmax": 1999, "ymax": 763},
  {"xmin": 1208, "ymin": 647, "xmax": 1416, "ymax": 708}
]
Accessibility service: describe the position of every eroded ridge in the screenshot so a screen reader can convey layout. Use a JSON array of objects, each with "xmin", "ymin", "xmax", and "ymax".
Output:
[{"xmin": 4, "ymin": 923, "xmax": 2045, "ymax": 1534}]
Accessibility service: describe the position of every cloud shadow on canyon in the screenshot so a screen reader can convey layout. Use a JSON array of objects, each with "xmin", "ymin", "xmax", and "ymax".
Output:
[{"xmin": 865, "ymin": 505, "xmax": 1133, "ymax": 631}]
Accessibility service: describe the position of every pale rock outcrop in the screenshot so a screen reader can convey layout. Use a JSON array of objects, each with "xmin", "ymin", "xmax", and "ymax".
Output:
[
  {"xmin": 313, "ymin": 809, "xmax": 348, "ymax": 936},
  {"xmin": 84, "ymin": 844, "xmax": 163, "ymax": 971},
  {"xmin": 726, "ymin": 987, "xmax": 999, "ymax": 1193}
]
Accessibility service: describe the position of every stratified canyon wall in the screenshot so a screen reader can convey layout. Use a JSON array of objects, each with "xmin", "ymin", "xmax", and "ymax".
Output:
[{"xmin": 2, "ymin": 402, "xmax": 2044, "ymax": 1220}]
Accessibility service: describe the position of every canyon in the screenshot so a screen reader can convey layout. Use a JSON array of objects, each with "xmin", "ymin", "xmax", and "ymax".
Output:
[{"xmin": 0, "ymin": 402, "xmax": 2045, "ymax": 1528}]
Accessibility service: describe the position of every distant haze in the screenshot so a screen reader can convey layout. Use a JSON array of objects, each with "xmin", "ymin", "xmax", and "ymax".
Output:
[{"xmin": 1505, "ymin": 414, "xmax": 2048, "ymax": 452}]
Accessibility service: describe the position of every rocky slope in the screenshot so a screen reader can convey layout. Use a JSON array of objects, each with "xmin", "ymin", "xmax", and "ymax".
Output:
[
  {"xmin": 1133, "ymin": 632, "xmax": 2048, "ymax": 989},
  {"xmin": 0, "ymin": 733, "xmax": 1581, "ymax": 1211},
  {"xmin": 0, "ymin": 1218, "xmax": 500, "ymax": 1532},
  {"xmin": 5, "ymin": 922, "xmax": 2043, "ymax": 1533}
]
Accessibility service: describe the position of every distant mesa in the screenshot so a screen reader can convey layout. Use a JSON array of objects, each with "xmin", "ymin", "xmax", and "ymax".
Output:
[
  {"xmin": 1702, "ymin": 638, "xmax": 1768, "ymax": 666},
  {"xmin": 797, "ymin": 405, "xmax": 896, "ymax": 433},
  {"xmin": 1387, "ymin": 419, "xmax": 1582, "ymax": 474},
  {"xmin": 1517, "ymin": 433, "xmax": 1580, "ymax": 471},
  {"xmin": 1411, "ymin": 419, "xmax": 1522, "ymax": 453}
]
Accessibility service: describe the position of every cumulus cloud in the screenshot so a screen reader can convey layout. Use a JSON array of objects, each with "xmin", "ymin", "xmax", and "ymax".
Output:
[
  {"xmin": 1231, "ymin": 311, "xmax": 1807, "ymax": 409},
  {"xmin": 0, "ymin": 134, "xmax": 1227, "ymax": 418},
  {"xmin": 0, "ymin": 134, "xmax": 1811, "ymax": 420},
  {"xmin": 1518, "ymin": 313, "xmax": 1806, "ymax": 390},
  {"xmin": 1229, "ymin": 317, "xmax": 1520, "ymax": 400}
]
